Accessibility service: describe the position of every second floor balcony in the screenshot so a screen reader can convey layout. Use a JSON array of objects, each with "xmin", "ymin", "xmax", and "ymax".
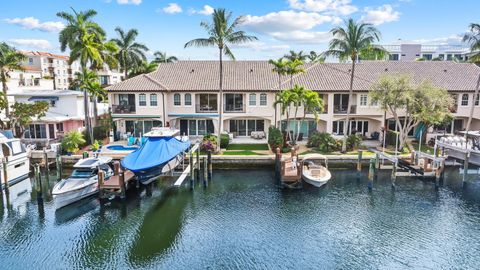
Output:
[
  {"xmin": 333, "ymin": 104, "xmax": 357, "ymax": 114},
  {"xmin": 112, "ymin": 104, "xmax": 136, "ymax": 114}
]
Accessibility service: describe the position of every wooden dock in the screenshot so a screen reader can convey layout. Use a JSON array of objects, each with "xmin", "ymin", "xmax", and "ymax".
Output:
[{"xmin": 98, "ymin": 162, "xmax": 136, "ymax": 199}]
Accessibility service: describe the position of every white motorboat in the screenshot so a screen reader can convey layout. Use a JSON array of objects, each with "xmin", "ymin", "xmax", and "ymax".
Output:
[
  {"xmin": 52, "ymin": 156, "xmax": 113, "ymax": 209},
  {"xmin": 302, "ymin": 154, "xmax": 331, "ymax": 187},
  {"xmin": 0, "ymin": 133, "xmax": 30, "ymax": 188}
]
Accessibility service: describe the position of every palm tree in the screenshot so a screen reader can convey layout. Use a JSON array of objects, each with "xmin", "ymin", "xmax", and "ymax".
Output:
[
  {"xmin": 323, "ymin": 18, "xmax": 384, "ymax": 152},
  {"xmin": 0, "ymin": 43, "xmax": 26, "ymax": 120},
  {"xmin": 129, "ymin": 61, "xmax": 158, "ymax": 77},
  {"xmin": 72, "ymin": 70, "xmax": 106, "ymax": 122},
  {"xmin": 307, "ymin": 51, "xmax": 325, "ymax": 63},
  {"xmin": 284, "ymin": 50, "xmax": 308, "ymax": 62},
  {"xmin": 463, "ymin": 23, "xmax": 480, "ymax": 138},
  {"xmin": 269, "ymin": 58, "xmax": 288, "ymax": 127},
  {"xmin": 111, "ymin": 27, "xmax": 149, "ymax": 79},
  {"xmin": 285, "ymin": 59, "xmax": 305, "ymax": 88},
  {"xmin": 300, "ymin": 90, "xmax": 323, "ymax": 141},
  {"xmin": 274, "ymin": 90, "xmax": 294, "ymax": 146},
  {"xmin": 184, "ymin": 8, "xmax": 257, "ymax": 151},
  {"xmin": 153, "ymin": 51, "xmax": 178, "ymax": 63},
  {"xmin": 57, "ymin": 8, "xmax": 106, "ymax": 144}
]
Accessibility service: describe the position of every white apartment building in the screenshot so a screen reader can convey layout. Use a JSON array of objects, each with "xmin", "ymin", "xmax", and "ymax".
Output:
[
  {"xmin": 106, "ymin": 61, "xmax": 480, "ymax": 142},
  {"xmin": 382, "ymin": 43, "xmax": 471, "ymax": 62}
]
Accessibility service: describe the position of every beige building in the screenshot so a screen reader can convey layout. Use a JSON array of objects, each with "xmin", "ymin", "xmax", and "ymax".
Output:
[{"xmin": 106, "ymin": 61, "xmax": 480, "ymax": 141}]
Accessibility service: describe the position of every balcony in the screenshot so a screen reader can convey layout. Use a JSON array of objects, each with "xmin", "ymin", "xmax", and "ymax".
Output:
[
  {"xmin": 333, "ymin": 104, "xmax": 356, "ymax": 114},
  {"xmin": 196, "ymin": 104, "xmax": 218, "ymax": 113},
  {"xmin": 224, "ymin": 103, "xmax": 246, "ymax": 113},
  {"xmin": 112, "ymin": 104, "xmax": 136, "ymax": 114}
]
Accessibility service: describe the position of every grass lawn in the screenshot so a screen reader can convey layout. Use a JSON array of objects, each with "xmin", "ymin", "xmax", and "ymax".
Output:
[
  {"xmin": 300, "ymin": 149, "xmax": 376, "ymax": 156},
  {"xmin": 227, "ymin": 144, "xmax": 269, "ymax": 151},
  {"xmin": 222, "ymin": 150, "xmax": 267, "ymax": 156},
  {"xmin": 411, "ymin": 142, "xmax": 436, "ymax": 154}
]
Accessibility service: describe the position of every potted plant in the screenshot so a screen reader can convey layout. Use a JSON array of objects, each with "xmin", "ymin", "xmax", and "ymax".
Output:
[
  {"xmin": 91, "ymin": 140, "xmax": 101, "ymax": 152},
  {"xmin": 61, "ymin": 131, "xmax": 86, "ymax": 156}
]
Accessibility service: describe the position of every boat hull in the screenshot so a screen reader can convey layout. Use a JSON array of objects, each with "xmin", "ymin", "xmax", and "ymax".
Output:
[
  {"xmin": 136, "ymin": 155, "xmax": 183, "ymax": 185},
  {"xmin": 302, "ymin": 168, "xmax": 331, "ymax": 187},
  {"xmin": 53, "ymin": 183, "xmax": 98, "ymax": 209}
]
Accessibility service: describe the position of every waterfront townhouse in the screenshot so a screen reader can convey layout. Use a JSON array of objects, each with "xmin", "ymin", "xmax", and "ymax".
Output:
[{"xmin": 106, "ymin": 61, "xmax": 480, "ymax": 141}]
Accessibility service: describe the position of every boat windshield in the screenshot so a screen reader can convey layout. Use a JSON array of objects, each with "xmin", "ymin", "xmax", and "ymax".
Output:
[{"xmin": 70, "ymin": 169, "xmax": 95, "ymax": 178}]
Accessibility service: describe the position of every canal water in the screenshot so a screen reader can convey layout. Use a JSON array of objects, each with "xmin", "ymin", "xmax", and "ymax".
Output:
[{"xmin": 1, "ymin": 168, "xmax": 480, "ymax": 269}]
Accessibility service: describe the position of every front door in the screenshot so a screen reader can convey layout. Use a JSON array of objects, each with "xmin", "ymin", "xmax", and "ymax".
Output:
[{"xmin": 48, "ymin": 124, "xmax": 55, "ymax": 139}]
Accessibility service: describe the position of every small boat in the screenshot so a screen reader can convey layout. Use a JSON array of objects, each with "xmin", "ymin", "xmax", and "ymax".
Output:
[
  {"xmin": 301, "ymin": 154, "xmax": 331, "ymax": 187},
  {"xmin": 52, "ymin": 156, "xmax": 114, "ymax": 209},
  {"xmin": 121, "ymin": 128, "xmax": 190, "ymax": 185},
  {"xmin": 0, "ymin": 132, "xmax": 30, "ymax": 188}
]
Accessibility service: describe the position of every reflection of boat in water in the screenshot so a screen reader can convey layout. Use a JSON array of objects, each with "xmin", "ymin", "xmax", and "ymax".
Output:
[
  {"xmin": 52, "ymin": 157, "xmax": 114, "ymax": 209},
  {"xmin": 121, "ymin": 128, "xmax": 190, "ymax": 185},
  {"xmin": 2, "ymin": 177, "xmax": 32, "ymax": 209},
  {"xmin": 302, "ymin": 154, "xmax": 331, "ymax": 187},
  {"xmin": 54, "ymin": 198, "xmax": 99, "ymax": 224},
  {"xmin": 128, "ymin": 188, "xmax": 190, "ymax": 265}
]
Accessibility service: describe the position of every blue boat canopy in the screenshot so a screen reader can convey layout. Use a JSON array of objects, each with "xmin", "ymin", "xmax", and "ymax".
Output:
[{"xmin": 121, "ymin": 137, "xmax": 190, "ymax": 172}]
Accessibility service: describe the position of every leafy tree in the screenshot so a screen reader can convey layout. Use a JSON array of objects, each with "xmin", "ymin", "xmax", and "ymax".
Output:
[
  {"xmin": 61, "ymin": 130, "xmax": 86, "ymax": 154},
  {"xmin": 268, "ymin": 57, "xmax": 288, "ymax": 127},
  {"xmin": 324, "ymin": 18, "xmax": 384, "ymax": 152},
  {"xmin": 153, "ymin": 51, "xmax": 178, "ymax": 63},
  {"xmin": 110, "ymin": 27, "xmax": 149, "ymax": 79},
  {"xmin": 0, "ymin": 43, "xmax": 26, "ymax": 119},
  {"xmin": 185, "ymin": 8, "xmax": 257, "ymax": 151},
  {"xmin": 129, "ymin": 61, "xmax": 158, "ymax": 77},
  {"xmin": 284, "ymin": 50, "xmax": 307, "ymax": 61},
  {"xmin": 10, "ymin": 101, "xmax": 49, "ymax": 137},
  {"xmin": 369, "ymin": 75, "xmax": 453, "ymax": 150},
  {"xmin": 57, "ymin": 8, "xmax": 106, "ymax": 144},
  {"xmin": 359, "ymin": 44, "xmax": 388, "ymax": 60}
]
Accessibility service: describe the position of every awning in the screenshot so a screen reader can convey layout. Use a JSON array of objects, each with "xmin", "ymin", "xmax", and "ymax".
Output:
[{"xmin": 28, "ymin": 96, "xmax": 59, "ymax": 102}]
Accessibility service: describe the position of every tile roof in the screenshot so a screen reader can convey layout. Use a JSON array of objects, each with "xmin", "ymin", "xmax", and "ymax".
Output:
[
  {"xmin": 21, "ymin": 51, "xmax": 69, "ymax": 60},
  {"xmin": 106, "ymin": 61, "xmax": 480, "ymax": 92}
]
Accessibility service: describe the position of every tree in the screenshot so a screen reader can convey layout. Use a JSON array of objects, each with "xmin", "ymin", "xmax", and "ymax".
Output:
[
  {"xmin": 268, "ymin": 57, "xmax": 288, "ymax": 127},
  {"xmin": 111, "ymin": 27, "xmax": 149, "ymax": 79},
  {"xmin": 10, "ymin": 101, "xmax": 49, "ymax": 137},
  {"xmin": 369, "ymin": 75, "xmax": 453, "ymax": 150},
  {"xmin": 185, "ymin": 8, "xmax": 257, "ymax": 151},
  {"xmin": 307, "ymin": 51, "xmax": 325, "ymax": 63},
  {"xmin": 61, "ymin": 130, "xmax": 86, "ymax": 154},
  {"xmin": 359, "ymin": 44, "xmax": 388, "ymax": 60},
  {"xmin": 57, "ymin": 8, "xmax": 106, "ymax": 144},
  {"xmin": 129, "ymin": 61, "xmax": 158, "ymax": 77},
  {"xmin": 463, "ymin": 22, "xmax": 480, "ymax": 138},
  {"xmin": 285, "ymin": 59, "xmax": 305, "ymax": 88},
  {"xmin": 284, "ymin": 50, "xmax": 307, "ymax": 62},
  {"xmin": 323, "ymin": 18, "xmax": 384, "ymax": 153},
  {"xmin": 153, "ymin": 51, "xmax": 178, "ymax": 63},
  {"xmin": 274, "ymin": 89, "xmax": 294, "ymax": 145},
  {"xmin": 72, "ymin": 70, "xmax": 107, "ymax": 122},
  {"xmin": 0, "ymin": 43, "xmax": 26, "ymax": 119}
]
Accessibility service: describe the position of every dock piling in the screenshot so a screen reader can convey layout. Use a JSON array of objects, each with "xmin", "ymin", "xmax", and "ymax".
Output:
[
  {"xmin": 43, "ymin": 147, "xmax": 50, "ymax": 182},
  {"xmin": 357, "ymin": 150, "xmax": 362, "ymax": 177},
  {"xmin": 119, "ymin": 172, "xmax": 126, "ymax": 199},
  {"xmin": 391, "ymin": 161, "xmax": 397, "ymax": 189},
  {"xmin": 368, "ymin": 158, "xmax": 374, "ymax": 190},
  {"xmin": 56, "ymin": 155, "xmax": 62, "ymax": 181},
  {"xmin": 195, "ymin": 145, "xmax": 200, "ymax": 182},
  {"xmin": 2, "ymin": 158, "xmax": 9, "ymax": 191},
  {"xmin": 207, "ymin": 150, "xmax": 212, "ymax": 180},
  {"xmin": 34, "ymin": 164, "xmax": 43, "ymax": 199},
  {"xmin": 275, "ymin": 148, "xmax": 281, "ymax": 186},
  {"xmin": 98, "ymin": 169, "xmax": 105, "ymax": 198},
  {"xmin": 203, "ymin": 156, "xmax": 208, "ymax": 187},
  {"xmin": 189, "ymin": 151, "xmax": 194, "ymax": 189},
  {"xmin": 463, "ymin": 152, "xmax": 470, "ymax": 183}
]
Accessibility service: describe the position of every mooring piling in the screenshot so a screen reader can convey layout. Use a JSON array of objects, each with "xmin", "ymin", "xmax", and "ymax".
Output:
[
  {"xmin": 463, "ymin": 152, "xmax": 470, "ymax": 183},
  {"xmin": 357, "ymin": 150, "xmax": 362, "ymax": 177},
  {"xmin": 56, "ymin": 155, "xmax": 62, "ymax": 181},
  {"xmin": 391, "ymin": 161, "xmax": 397, "ymax": 189},
  {"xmin": 195, "ymin": 145, "xmax": 200, "ymax": 182},
  {"xmin": 119, "ymin": 172, "xmax": 126, "ymax": 199},
  {"xmin": 203, "ymin": 156, "xmax": 208, "ymax": 187},
  {"xmin": 98, "ymin": 169, "xmax": 105, "ymax": 198},
  {"xmin": 207, "ymin": 150, "xmax": 212, "ymax": 180},
  {"xmin": 34, "ymin": 164, "xmax": 43, "ymax": 199},
  {"xmin": 189, "ymin": 150, "xmax": 194, "ymax": 189},
  {"xmin": 2, "ymin": 158, "xmax": 9, "ymax": 191},
  {"xmin": 275, "ymin": 148, "xmax": 282, "ymax": 186},
  {"xmin": 368, "ymin": 158, "xmax": 375, "ymax": 190}
]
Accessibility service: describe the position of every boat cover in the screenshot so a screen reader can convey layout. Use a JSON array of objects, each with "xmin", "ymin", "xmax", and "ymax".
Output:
[{"xmin": 121, "ymin": 137, "xmax": 190, "ymax": 172}]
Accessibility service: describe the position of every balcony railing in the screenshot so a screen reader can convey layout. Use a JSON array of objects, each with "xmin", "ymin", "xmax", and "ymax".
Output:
[
  {"xmin": 333, "ymin": 104, "xmax": 356, "ymax": 114},
  {"xmin": 196, "ymin": 104, "xmax": 218, "ymax": 113},
  {"xmin": 224, "ymin": 103, "xmax": 246, "ymax": 113},
  {"xmin": 112, "ymin": 104, "xmax": 136, "ymax": 114}
]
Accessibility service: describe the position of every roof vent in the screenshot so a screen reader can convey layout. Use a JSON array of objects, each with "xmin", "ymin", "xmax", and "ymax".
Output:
[
  {"xmin": 348, "ymin": 69, "xmax": 351, "ymax": 72},
  {"xmin": 444, "ymin": 69, "xmax": 447, "ymax": 72},
  {"xmin": 190, "ymin": 69, "xmax": 195, "ymax": 73},
  {"xmin": 250, "ymin": 68, "xmax": 254, "ymax": 73},
  {"xmin": 385, "ymin": 68, "xmax": 388, "ymax": 72}
]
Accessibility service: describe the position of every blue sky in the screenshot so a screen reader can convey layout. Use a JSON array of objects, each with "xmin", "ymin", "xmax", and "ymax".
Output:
[{"xmin": 1, "ymin": 0, "xmax": 478, "ymax": 60}]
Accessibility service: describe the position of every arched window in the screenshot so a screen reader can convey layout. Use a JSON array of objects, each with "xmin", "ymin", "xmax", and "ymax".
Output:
[
  {"xmin": 461, "ymin": 94, "xmax": 469, "ymax": 106},
  {"xmin": 185, "ymin": 93, "xmax": 192, "ymax": 106},
  {"xmin": 174, "ymin": 93, "xmax": 181, "ymax": 106}
]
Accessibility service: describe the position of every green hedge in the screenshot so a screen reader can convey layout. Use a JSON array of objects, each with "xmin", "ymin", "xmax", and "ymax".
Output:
[{"xmin": 268, "ymin": 126, "xmax": 283, "ymax": 151}]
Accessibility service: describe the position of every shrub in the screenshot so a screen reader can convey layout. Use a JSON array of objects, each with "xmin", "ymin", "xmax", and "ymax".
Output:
[
  {"xmin": 90, "ymin": 140, "xmax": 101, "ymax": 151},
  {"xmin": 346, "ymin": 134, "xmax": 362, "ymax": 151},
  {"xmin": 220, "ymin": 133, "xmax": 230, "ymax": 149},
  {"xmin": 386, "ymin": 130, "xmax": 399, "ymax": 147},
  {"xmin": 268, "ymin": 126, "xmax": 283, "ymax": 152},
  {"xmin": 62, "ymin": 131, "xmax": 86, "ymax": 154},
  {"xmin": 201, "ymin": 134, "xmax": 218, "ymax": 152},
  {"xmin": 93, "ymin": 125, "xmax": 109, "ymax": 140},
  {"xmin": 307, "ymin": 132, "xmax": 337, "ymax": 152}
]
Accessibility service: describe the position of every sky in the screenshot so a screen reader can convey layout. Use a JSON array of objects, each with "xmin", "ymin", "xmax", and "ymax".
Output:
[{"xmin": 0, "ymin": 0, "xmax": 478, "ymax": 60}]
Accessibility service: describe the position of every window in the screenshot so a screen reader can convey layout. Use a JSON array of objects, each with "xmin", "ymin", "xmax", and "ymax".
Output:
[
  {"xmin": 422, "ymin": 54, "xmax": 433, "ymax": 60},
  {"xmin": 260, "ymin": 94, "xmax": 267, "ymax": 106},
  {"xmin": 28, "ymin": 57, "xmax": 33, "ymax": 65},
  {"xmin": 461, "ymin": 94, "xmax": 469, "ymax": 106},
  {"xmin": 197, "ymin": 94, "xmax": 218, "ymax": 112},
  {"xmin": 174, "ymin": 93, "xmax": 181, "ymax": 106},
  {"xmin": 476, "ymin": 94, "xmax": 479, "ymax": 106},
  {"xmin": 249, "ymin": 93, "xmax": 256, "ymax": 106},
  {"xmin": 360, "ymin": 94, "xmax": 368, "ymax": 107},
  {"xmin": 139, "ymin": 94, "xmax": 146, "ymax": 106},
  {"xmin": 185, "ymin": 93, "xmax": 192, "ymax": 106},
  {"xmin": 371, "ymin": 99, "xmax": 378, "ymax": 107},
  {"xmin": 56, "ymin": 123, "xmax": 64, "ymax": 132},
  {"xmin": 230, "ymin": 119, "xmax": 265, "ymax": 136},
  {"xmin": 179, "ymin": 119, "xmax": 214, "ymax": 136},
  {"xmin": 27, "ymin": 124, "xmax": 47, "ymax": 139},
  {"xmin": 389, "ymin": 54, "xmax": 399, "ymax": 61},
  {"xmin": 150, "ymin": 94, "xmax": 158, "ymax": 106},
  {"xmin": 224, "ymin": 94, "xmax": 243, "ymax": 112},
  {"xmin": 447, "ymin": 54, "xmax": 453, "ymax": 61}
]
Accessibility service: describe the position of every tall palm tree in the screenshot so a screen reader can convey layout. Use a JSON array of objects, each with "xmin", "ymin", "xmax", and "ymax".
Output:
[
  {"xmin": 301, "ymin": 90, "xmax": 323, "ymax": 141},
  {"xmin": 72, "ymin": 70, "xmax": 106, "ymax": 122},
  {"xmin": 129, "ymin": 61, "xmax": 158, "ymax": 77},
  {"xmin": 184, "ymin": 8, "xmax": 257, "ymax": 151},
  {"xmin": 463, "ymin": 23, "xmax": 480, "ymax": 138},
  {"xmin": 274, "ymin": 90, "xmax": 294, "ymax": 146},
  {"xmin": 284, "ymin": 50, "xmax": 308, "ymax": 62},
  {"xmin": 307, "ymin": 51, "xmax": 325, "ymax": 63},
  {"xmin": 268, "ymin": 58, "xmax": 288, "ymax": 127},
  {"xmin": 323, "ymin": 18, "xmax": 384, "ymax": 152},
  {"xmin": 0, "ymin": 43, "xmax": 26, "ymax": 120},
  {"xmin": 285, "ymin": 59, "xmax": 305, "ymax": 89},
  {"xmin": 111, "ymin": 27, "xmax": 149, "ymax": 79},
  {"xmin": 57, "ymin": 8, "xmax": 106, "ymax": 144},
  {"xmin": 153, "ymin": 51, "xmax": 178, "ymax": 63}
]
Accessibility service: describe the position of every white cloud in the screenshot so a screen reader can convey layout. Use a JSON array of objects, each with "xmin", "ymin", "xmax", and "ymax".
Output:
[
  {"xmin": 407, "ymin": 34, "xmax": 463, "ymax": 45},
  {"xmin": 270, "ymin": 31, "xmax": 331, "ymax": 44},
  {"xmin": 361, "ymin": 5, "xmax": 400, "ymax": 25},
  {"xmin": 189, "ymin": 5, "xmax": 214, "ymax": 15},
  {"xmin": 232, "ymin": 41, "xmax": 290, "ymax": 52},
  {"xmin": 288, "ymin": 0, "xmax": 358, "ymax": 15},
  {"xmin": 4, "ymin": 17, "xmax": 64, "ymax": 32},
  {"xmin": 8, "ymin": 39, "xmax": 52, "ymax": 50},
  {"xmin": 162, "ymin": 3, "xmax": 182, "ymax": 14},
  {"xmin": 243, "ymin": 11, "xmax": 335, "ymax": 33},
  {"xmin": 117, "ymin": 0, "xmax": 142, "ymax": 5}
]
